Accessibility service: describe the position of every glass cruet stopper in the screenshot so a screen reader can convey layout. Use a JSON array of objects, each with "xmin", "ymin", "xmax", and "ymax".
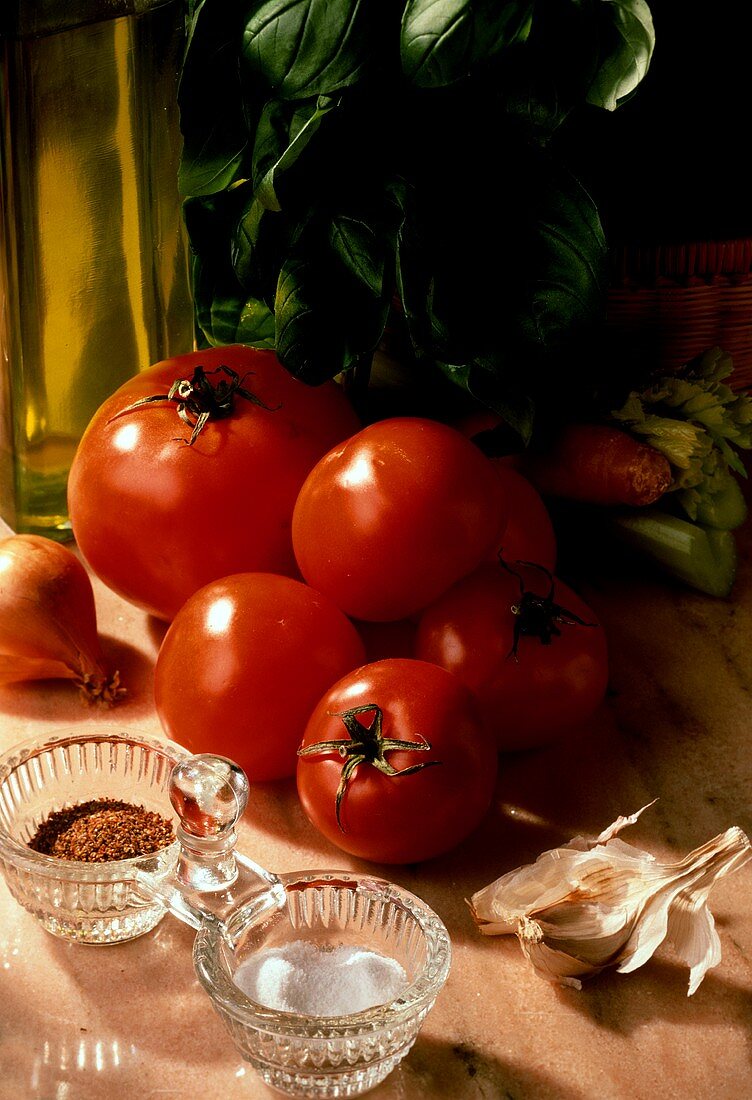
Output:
[{"xmin": 134, "ymin": 754, "xmax": 286, "ymax": 936}]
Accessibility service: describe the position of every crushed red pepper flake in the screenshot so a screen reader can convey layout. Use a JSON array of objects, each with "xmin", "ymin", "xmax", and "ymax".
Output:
[{"xmin": 28, "ymin": 798, "xmax": 174, "ymax": 862}]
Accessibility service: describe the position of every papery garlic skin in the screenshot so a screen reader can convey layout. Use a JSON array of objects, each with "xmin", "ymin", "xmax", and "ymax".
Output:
[{"xmin": 469, "ymin": 804, "xmax": 751, "ymax": 995}]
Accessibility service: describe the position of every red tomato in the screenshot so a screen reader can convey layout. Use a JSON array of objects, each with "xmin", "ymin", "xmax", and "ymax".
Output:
[
  {"xmin": 297, "ymin": 658, "xmax": 497, "ymax": 864},
  {"xmin": 68, "ymin": 346, "xmax": 360, "ymax": 620},
  {"xmin": 292, "ymin": 418, "xmax": 506, "ymax": 622},
  {"xmin": 492, "ymin": 464, "xmax": 557, "ymax": 573},
  {"xmin": 154, "ymin": 573, "xmax": 366, "ymax": 781},
  {"xmin": 353, "ymin": 618, "xmax": 417, "ymax": 663},
  {"xmin": 415, "ymin": 562, "xmax": 608, "ymax": 751}
]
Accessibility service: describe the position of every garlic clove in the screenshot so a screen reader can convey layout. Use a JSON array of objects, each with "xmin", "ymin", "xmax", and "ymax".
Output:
[{"xmin": 469, "ymin": 806, "xmax": 751, "ymax": 994}]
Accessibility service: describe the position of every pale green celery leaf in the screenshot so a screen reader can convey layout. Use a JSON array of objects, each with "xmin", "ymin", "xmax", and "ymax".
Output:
[
  {"xmin": 717, "ymin": 437, "xmax": 748, "ymax": 478},
  {"xmin": 672, "ymin": 455, "xmax": 706, "ymax": 492},
  {"xmin": 694, "ymin": 347, "xmax": 734, "ymax": 384},
  {"xmin": 586, "ymin": 0, "xmax": 655, "ymax": 112},
  {"xmin": 649, "ymin": 377, "xmax": 704, "ymax": 410},
  {"xmin": 400, "ymin": 0, "xmax": 534, "ymax": 88},
  {"xmin": 677, "ymin": 486, "xmax": 700, "ymax": 520},
  {"xmin": 612, "ymin": 404, "xmax": 710, "ymax": 469},
  {"xmin": 678, "ymin": 459, "xmax": 738, "ymax": 521},
  {"xmin": 640, "ymin": 417, "xmax": 711, "ymax": 468},
  {"xmin": 612, "ymin": 391, "xmax": 646, "ymax": 424}
]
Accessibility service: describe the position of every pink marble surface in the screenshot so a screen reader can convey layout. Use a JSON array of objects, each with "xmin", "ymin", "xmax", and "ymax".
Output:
[{"xmin": 1, "ymin": 543, "xmax": 751, "ymax": 1100}]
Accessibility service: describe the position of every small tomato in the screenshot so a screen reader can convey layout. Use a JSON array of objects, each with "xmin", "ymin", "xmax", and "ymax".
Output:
[
  {"xmin": 69, "ymin": 346, "xmax": 359, "ymax": 620},
  {"xmin": 292, "ymin": 418, "xmax": 506, "ymax": 622},
  {"xmin": 154, "ymin": 573, "xmax": 366, "ymax": 781},
  {"xmin": 297, "ymin": 658, "xmax": 497, "ymax": 863},
  {"xmin": 416, "ymin": 562, "xmax": 608, "ymax": 751}
]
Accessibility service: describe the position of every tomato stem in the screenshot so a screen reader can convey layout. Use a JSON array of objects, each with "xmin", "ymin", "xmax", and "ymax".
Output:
[
  {"xmin": 106, "ymin": 366, "xmax": 280, "ymax": 445},
  {"xmin": 500, "ymin": 558, "xmax": 598, "ymax": 659},
  {"xmin": 297, "ymin": 703, "xmax": 441, "ymax": 831}
]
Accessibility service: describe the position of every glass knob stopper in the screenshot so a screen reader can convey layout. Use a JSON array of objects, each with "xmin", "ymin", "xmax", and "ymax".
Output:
[{"xmin": 169, "ymin": 754, "xmax": 249, "ymax": 839}]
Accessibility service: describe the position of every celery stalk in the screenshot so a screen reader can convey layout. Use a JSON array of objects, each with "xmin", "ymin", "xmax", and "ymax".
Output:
[
  {"xmin": 612, "ymin": 511, "xmax": 737, "ymax": 597},
  {"xmin": 693, "ymin": 476, "xmax": 748, "ymax": 530}
]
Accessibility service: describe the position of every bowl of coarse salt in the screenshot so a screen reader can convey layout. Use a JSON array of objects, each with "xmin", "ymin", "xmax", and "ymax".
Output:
[
  {"xmin": 139, "ymin": 754, "xmax": 452, "ymax": 1099},
  {"xmin": 194, "ymin": 869, "xmax": 451, "ymax": 1098}
]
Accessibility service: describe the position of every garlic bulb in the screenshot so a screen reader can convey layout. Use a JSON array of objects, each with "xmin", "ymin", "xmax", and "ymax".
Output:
[{"xmin": 469, "ymin": 803, "xmax": 751, "ymax": 994}]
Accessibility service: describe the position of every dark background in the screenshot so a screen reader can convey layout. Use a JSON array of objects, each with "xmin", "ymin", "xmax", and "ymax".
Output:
[{"xmin": 568, "ymin": 1, "xmax": 751, "ymax": 245}]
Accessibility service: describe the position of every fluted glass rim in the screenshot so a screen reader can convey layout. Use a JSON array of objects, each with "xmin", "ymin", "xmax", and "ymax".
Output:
[
  {"xmin": 193, "ymin": 869, "xmax": 452, "ymax": 1035},
  {"xmin": 0, "ymin": 728, "xmax": 191, "ymax": 879}
]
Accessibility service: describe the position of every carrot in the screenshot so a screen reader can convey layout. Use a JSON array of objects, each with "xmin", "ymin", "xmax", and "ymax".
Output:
[{"xmin": 522, "ymin": 423, "xmax": 673, "ymax": 506}]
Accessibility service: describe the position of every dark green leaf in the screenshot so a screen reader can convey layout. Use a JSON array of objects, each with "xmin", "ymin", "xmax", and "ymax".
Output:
[
  {"xmin": 401, "ymin": 0, "xmax": 533, "ymax": 87},
  {"xmin": 275, "ymin": 197, "xmax": 401, "ymax": 382},
  {"xmin": 492, "ymin": 1, "xmax": 603, "ymax": 136},
  {"xmin": 516, "ymin": 165, "xmax": 607, "ymax": 351},
  {"xmin": 329, "ymin": 216, "xmax": 386, "ymax": 298},
  {"xmin": 586, "ymin": 0, "xmax": 655, "ymax": 111},
  {"xmin": 231, "ymin": 192, "xmax": 290, "ymax": 308},
  {"xmin": 185, "ymin": 193, "xmax": 276, "ymax": 347},
  {"xmin": 178, "ymin": 0, "xmax": 256, "ymax": 197},
  {"xmin": 437, "ymin": 360, "xmax": 536, "ymax": 444},
  {"xmin": 252, "ymin": 95, "xmax": 338, "ymax": 211},
  {"xmin": 242, "ymin": 0, "xmax": 373, "ymax": 100},
  {"xmin": 397, "ymin": 145, "xmax": 605, "ymax": 431}
]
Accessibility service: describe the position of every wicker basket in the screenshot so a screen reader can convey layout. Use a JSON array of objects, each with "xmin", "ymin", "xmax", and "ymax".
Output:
[{"xmin": 606, "ymin": 239, "xmax": 752, "ymax": 389}]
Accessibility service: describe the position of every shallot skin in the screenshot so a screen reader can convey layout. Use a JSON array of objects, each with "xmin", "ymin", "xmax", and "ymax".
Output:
[{"xmin": 0, "ymin": 534, "xmax": 122, "ymax": 703}]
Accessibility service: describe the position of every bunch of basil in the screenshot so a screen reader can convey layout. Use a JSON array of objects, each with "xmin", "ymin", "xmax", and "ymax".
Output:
[{"xmin": 179, "ymin": 0, "xmax": 654, "ymax": 440}]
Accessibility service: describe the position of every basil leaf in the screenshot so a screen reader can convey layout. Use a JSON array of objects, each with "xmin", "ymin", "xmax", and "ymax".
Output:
[
  {"xmin": 275, "ymin": 195, "xmax": 400, "ymax": 382},
  {"xmin": 397, "ymin": 148, "xmax": 605, "ymax": 434},
  {"xmin": 516, "ymin": 165, "xmax": 607, "ymax": 351},
  {"xmin": 242, "ymin": 0, "xmax": 373, "ymax": 100},
  {"xmin": 401, "ymin": 0, "xmax": 533, "ymax": 87},
  {"xmin": 438, "ymin": 360, "xmax": 536, "ymax": 444},
  {"xmin": 587, "ymin": 0, "xmax": 655, "ymax": 111},
  {"xmin": 252, "ymin": 95, "xmax": 338, "ymax": 212},
  {"xmin": 185, "ymin": 193, "xmax": 276, "ymax": 347},
  {"xmin": 178, "ymin": 0, "xmax": 255, "ymax": 196},
  {"xmin": 329, "ymin": 216, "xmax": 386, "ymax": 299}
]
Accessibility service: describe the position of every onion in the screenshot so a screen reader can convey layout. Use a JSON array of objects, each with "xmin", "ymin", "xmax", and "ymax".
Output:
[{"xmin": 0, "ymin": 534, "xmax": 123, "ymax": 704}]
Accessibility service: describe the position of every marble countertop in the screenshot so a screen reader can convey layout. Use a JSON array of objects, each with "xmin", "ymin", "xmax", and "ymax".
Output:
[{"xmin": 1, "ymin": 539, "xmax": 750, "ymax": 1100}]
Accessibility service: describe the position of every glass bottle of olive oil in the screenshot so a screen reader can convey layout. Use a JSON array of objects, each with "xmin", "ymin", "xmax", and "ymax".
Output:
[{"xmin": 0, "ymin": 0, "xmax": 194, "ymax": 538}]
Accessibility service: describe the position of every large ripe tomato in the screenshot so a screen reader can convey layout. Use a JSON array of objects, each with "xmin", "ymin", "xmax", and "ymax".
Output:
[
  {"xmin": 154, "ymin": 573, "xmax": 366, "ymax": 781},
  {"xmin": 297, "ymin": 658, "xmax": 497, "ymax": 864},
  {"xmin": 492, "ymin": 464, "xmax": 557, "ymax": 573},
  {"xmin": 68, "ymin": 346, "xmax": 360, "ymax": 620},
  {"xmin": 291, "ymin": 418, "xmax": 506, "ymax": 622},
  {"xmin": 415, "ymin": 562, "xmax": 608, "ymax": 751}
]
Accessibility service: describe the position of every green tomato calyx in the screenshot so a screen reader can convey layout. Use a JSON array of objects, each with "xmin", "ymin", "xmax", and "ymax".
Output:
[
  {"xmin": 501, "ymin": 558, "xmax": 597, "ymax": 659},
  {"xmin": 107, "ymin": 365, "xmax": 280, "ymax": 446},
  {"xmin": 297, "ymin": 703, "xmax": 442, "ymax": 832}
]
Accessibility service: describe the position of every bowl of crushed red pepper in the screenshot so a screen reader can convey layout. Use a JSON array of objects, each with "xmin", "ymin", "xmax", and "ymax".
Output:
[{"xmin": 0, "ymin": 729, "xmax": 190, "ymax": 943}]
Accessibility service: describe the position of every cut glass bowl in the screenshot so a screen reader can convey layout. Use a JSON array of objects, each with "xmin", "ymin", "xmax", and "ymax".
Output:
[
  {"xmin": 194, "ymin": 869, "xmax": 451, "ymax": 1098},
  {"xmin": 0, "ymin": 728, "xmax": 190, "ymax": 944}
]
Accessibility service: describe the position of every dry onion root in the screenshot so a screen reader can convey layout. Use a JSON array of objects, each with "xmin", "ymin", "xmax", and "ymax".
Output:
[
  {"xmin": 469, "ymin": 803, "xmax": 751, "ymax": 995},
  {"xmin": 0, "ymin": 534, "xmax": 124, "ymax": 705}
]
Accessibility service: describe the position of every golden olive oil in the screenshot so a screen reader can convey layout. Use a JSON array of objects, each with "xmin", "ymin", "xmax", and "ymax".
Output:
[{"xmin": 0, "ymin": 1, "xmax": 194, "ymax": 537}]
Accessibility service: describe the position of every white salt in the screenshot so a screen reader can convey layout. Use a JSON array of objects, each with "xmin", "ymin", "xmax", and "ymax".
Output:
[{"xmin": 233, "ymin": 940, "xmax": 409, "ymax": 1016}]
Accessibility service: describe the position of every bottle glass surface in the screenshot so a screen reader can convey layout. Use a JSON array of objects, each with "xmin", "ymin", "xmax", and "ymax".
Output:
[{"xmin": 0, "ymin": 0, "xmax": 194, "ymax": 538}]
